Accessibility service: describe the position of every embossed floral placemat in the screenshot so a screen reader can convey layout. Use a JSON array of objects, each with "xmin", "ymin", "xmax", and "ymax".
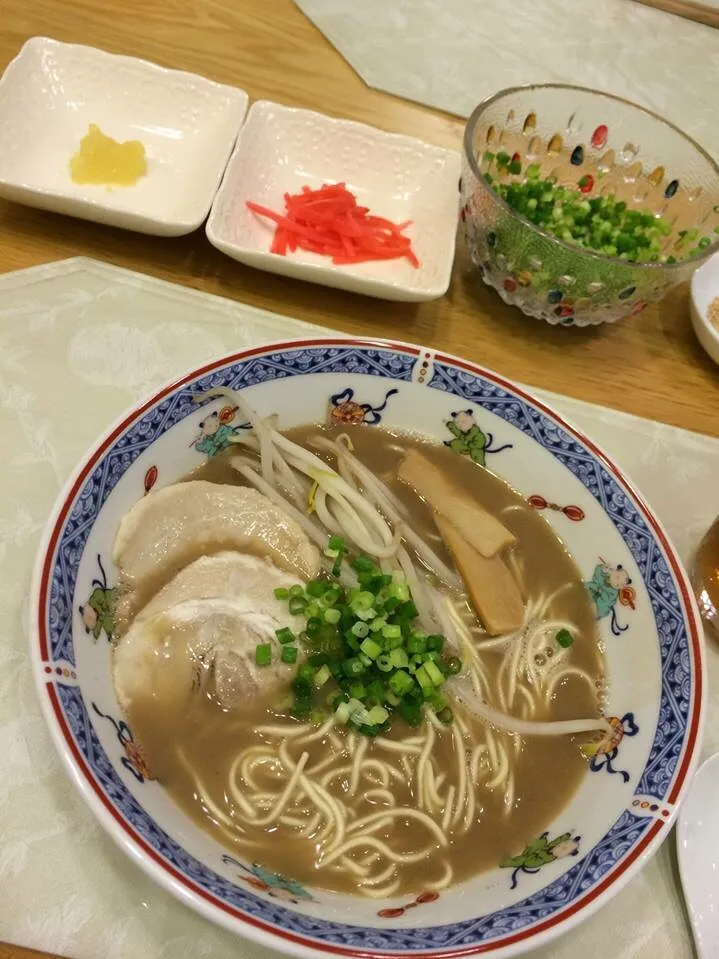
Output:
[
  {"xmin": 1, "ymin": 257, "xmax": 716, "ymax": 959},
  {"xmin": 294, "ymin": 0, "xmax": 719, "ymax": 160}
]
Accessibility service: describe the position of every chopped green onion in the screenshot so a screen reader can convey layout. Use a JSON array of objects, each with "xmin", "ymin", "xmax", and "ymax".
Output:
[
  {"xmin": 274, "ymin": 587, "xmax": 290, "ymax": 600},
  {"xmin": 367, "ymin": 705, "xmax": 389, "ymax": 725},
  {"xmin": 491, "ymin": 173, "xmax": 697, "ymax": 263},
  {"xmin": 407, "ymin": 635, "xmax": 426, "ymax": 655},
  {"xmin": 292, "ymin": 676, "xmax": 311, "ymax": 696},
  {"xmin": 335, "ymin": 701, "xmax": 351, "ymax": 724},
  {"xmin": 255, "ymin": 644, "xmax": 272, "ymax": 666},
  {"xmin": 424, "ymin": 660, "xmax": 445, "ymax": 687},
  {"xmin": 348, "ymin": 682, "xmax": 367, "ymax": 700},
  {"xmin": 388, "ymin": 583, "xmax": 410, "ymax": 602},
  {"xmin": 360, "ymin": 637, "xmax": 383, "ymax": 660},
  {"xmin": 389, "ymin": 670, "xmax": 415, "ymax": 696},
  {"xmin": 376, "ymin": 653, "xmax": 393, "ymax": 672},
  {"xmin": 343, "ymin": 657, "xmax": 365, "ymax": 678},
  {"xmin": 314, "ymin": 665, "xmax": 331, "ymax": 688},
  {"xmin": 429, "ymin": 693, "xmax": 449, "ymax": 713},
  {"xmin": 306, "ymin": 580, "xmax": 329, "ymax": 597},
  {"xmin": 399, "ymin": 700, "xmax": 422, "ymax": 727},
  {"xmin": 292, "ymin": 699, "xmax": 311, "ymax": 719},
  {"xmin": 399, "ymin": 600, "xmax": 419, "ymax": 620},
  {"xmin": 445, "ymin": 656, "xmax": 462, "ymax": 675},
  {"xmin": 272, "ymin": 537, "xmax": 455, "ymax": 735},
  {"xmin": 366, "ymin": 679, "xmax": 385, "ymax": 703},
  {"xmin": 415, "ymin": 664, "xmax": 433, "ymax": 690},
  {"xmin": 297, "ymin": 663, "xmax": 315, "ymax": 683},
  {"xmin": 389, "ymin": 647, "xmax": 409, "ymax": 669},
  {"xmin": 556, "ymin": 629, "xmax": 574, "ymax": 648},
  {"xmin": 438, "ymin": 707, "xmax": 454, "ymax": 725}
]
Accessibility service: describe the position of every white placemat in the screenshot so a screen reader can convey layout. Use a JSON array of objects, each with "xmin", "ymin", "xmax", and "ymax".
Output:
[
  {"xmin": 294, "ymin": 0, "xmax": 719, "ymax": 161},
  {"xmin": 0, "ymin": 257, "xmax": 716, "ymax": 959}
]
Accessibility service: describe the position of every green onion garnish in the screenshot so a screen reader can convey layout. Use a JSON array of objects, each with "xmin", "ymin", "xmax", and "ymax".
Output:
[
  {"xmin": 314, "ymin": 664, "xmax": 331, "ymax": 688},
  {"xmin": 490, "ymin": 174, "xmax": 699, "ymax": 264},
  {"xmin": 445, "ymin": 656, "xmax": 462, "ymax": 675},
  {"xmin": 255, "ymin": 644, "xmax": 272, "ymax": 666},
  {"xmin": 556, "ymin": 628, "xmax": 574, "ymax": 648},
  {"xmin": 272, "ymin": 538, "xmax": 457, "ymax": 734}
]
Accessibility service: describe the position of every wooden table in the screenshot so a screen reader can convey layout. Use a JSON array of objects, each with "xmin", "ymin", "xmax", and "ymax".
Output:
[
  {"xmin": 0, "ymin": 3, "xmax": 716, "ymax": 958},
  {"xmin": 2, "ymin": 0, "xmax": 718, "ymax": 439}
]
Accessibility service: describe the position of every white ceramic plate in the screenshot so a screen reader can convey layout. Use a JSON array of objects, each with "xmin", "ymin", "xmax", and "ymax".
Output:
[
  {"xmin": 690, "ymin": 251, "xmax": 719, "ymax": 366},
  {"xmin": 206, "ymin": 101, "xmax": 461, "ymax": 301},
  {"xmin": 0, "ymin": 37, "xmax": 249, "ymax": 236},
  {"xmin": 31, "ymin": 337, "xmax": 705, "ymax": 959}
]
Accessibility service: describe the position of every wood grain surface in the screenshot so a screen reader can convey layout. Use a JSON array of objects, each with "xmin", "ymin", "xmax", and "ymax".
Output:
[
  {"xmin": 0, "ymin": 1, "xmax": 717, "ymax": 954},
  {"xmin": 1, "ymin": 0, "xmax": 718, "ymax": 440},
  {"xmin": 632, "ymin": 0, "xmax": 719, "ymax": 28},
  {"xmin": 0, "ymin": 947, "xmax": 57, "ymax": 959}
]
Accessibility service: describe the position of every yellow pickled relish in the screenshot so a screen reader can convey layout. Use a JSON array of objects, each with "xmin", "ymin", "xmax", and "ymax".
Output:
[{"xmin": 70, "ymin": 123, "xmax": 147, "ymax": 188}]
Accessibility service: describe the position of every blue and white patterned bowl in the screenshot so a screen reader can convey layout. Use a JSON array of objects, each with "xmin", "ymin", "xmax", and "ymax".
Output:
[{"xmin": 30, "ymin": 338, "xmax": 705, "ymax": 958}]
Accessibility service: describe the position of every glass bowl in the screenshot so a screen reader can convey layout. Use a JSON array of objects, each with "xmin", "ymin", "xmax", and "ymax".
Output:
[{"xmin": 461, "ymin": 84, "xmax": 719, "ymax": 327}]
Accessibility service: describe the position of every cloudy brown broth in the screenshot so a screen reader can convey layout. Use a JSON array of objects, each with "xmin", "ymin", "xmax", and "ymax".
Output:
[{"xmin": 121, "ymin": 424, "xmax": 604, "ymax": 896}]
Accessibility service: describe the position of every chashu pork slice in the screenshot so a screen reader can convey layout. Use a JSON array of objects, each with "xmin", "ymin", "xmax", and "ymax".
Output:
[
  {"xmin": 113, "ymin": 481, "xmax": 321, "ymax": 592},
  {"xmin": 113, "ymin": 585, "xmax": 301, "ymax": 715},
  {"xmin": 136, "ymin": 551, "xmax": 305, "ymax": 623},
  {"xmin": 113, "ymin": 553, "xmax": 305, "ymax": 713}
]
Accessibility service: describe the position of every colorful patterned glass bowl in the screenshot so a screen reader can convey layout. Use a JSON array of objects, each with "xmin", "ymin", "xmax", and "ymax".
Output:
[
  {"xmin": 31, "ymin": 338, "xmax": 705, "ymax": 958},
  {"xmin": 462, "ymin": 84, "xmax": 719, "ymax": 326}
]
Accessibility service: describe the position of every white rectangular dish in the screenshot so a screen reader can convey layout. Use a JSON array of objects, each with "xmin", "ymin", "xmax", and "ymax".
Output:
[
  {"xmin": 0, "ymin": 37, "xmax": 249, "ymax": 236},
  {"xmin": 206, "ymin": 100, "xmax": 461, "ymax": 301}
]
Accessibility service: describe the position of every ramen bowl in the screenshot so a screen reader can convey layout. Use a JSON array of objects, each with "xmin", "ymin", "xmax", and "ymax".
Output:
[
  {"xmin": 31, "ymin": 337, "xmax": 704, "ymax": 958},
  {"xmin": 462, "ymin": 84, "xmax": 719, "ymax": 326}
]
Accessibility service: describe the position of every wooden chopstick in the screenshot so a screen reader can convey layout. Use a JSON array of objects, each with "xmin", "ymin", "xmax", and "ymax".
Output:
[
  {"xmin": 631, "ymin": 0, "xmax": 719, "ymax": 28},
  {"xmin": 0, "ymin": 944, "xmax": 67, "ymax": 959}
]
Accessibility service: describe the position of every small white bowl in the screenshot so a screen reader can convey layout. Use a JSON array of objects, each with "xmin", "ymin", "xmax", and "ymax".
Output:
[
  {"xmin": 206, "ymin": 101, "xmax": 461, "ymax": 301},
  {"xmin": 0, "ymin": 38, "xmax": 249, "ymax": 236},
  {"xmin": 690, "ymin": 251, "xmax": 719, "ymax": 365}
]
